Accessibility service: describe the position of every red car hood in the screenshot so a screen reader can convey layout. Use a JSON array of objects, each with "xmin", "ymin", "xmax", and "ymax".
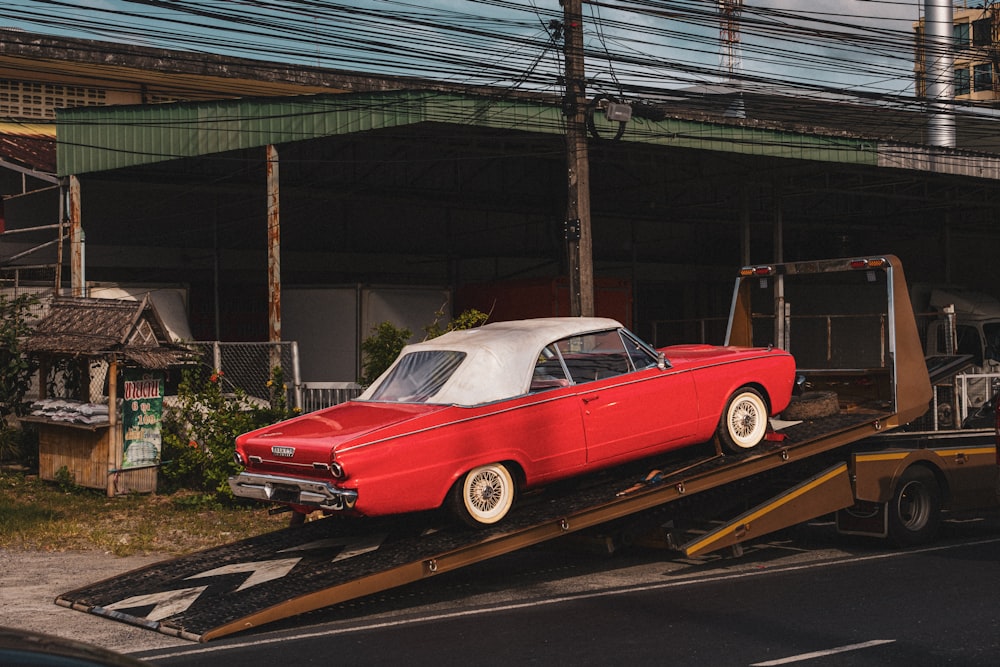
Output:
[
  {"xmin": 661, "ymin": 344, "xmax": 784, "ymax": 370},
  {"xmin": 236, "ymin": 401, "xmax": 450, "ymax": 461}
]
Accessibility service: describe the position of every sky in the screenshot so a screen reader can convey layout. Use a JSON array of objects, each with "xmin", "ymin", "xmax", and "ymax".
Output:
[{"xmin": 0, "ymin": 1, "xmax": 938, "ymax": 101}]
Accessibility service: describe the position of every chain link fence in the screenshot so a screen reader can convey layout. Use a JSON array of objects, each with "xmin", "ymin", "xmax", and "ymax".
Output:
[
  {"xmin": 187, "ymin": 341, "xmax": 362, "ymax": 411},
  {"xmin": 188, "ymin": 341, "xmax": 300, "ymax": 406},
  {"xmin": 27, "ymin": 340, "xmax": 358, "ymax": 414},
  {"xmin": 34, "ymin": 358, "xmax": 110, "ymax": 403}
]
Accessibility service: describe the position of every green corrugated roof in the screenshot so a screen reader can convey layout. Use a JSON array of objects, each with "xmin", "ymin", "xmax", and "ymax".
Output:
[{"xmin": 56, "ymin": 90, "xmax": 877, "ymax": 176}]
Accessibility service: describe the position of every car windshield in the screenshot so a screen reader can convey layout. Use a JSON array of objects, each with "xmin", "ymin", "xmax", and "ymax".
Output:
[{"xmin": 367, "ymin": 350, "xmax": 466, "ymax": 402}]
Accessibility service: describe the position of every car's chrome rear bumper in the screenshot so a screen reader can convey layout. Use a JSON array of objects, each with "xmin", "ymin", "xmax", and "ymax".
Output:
[{"xmin": 228, "ymin": 471, "xmax": 358, "ymax": 511}]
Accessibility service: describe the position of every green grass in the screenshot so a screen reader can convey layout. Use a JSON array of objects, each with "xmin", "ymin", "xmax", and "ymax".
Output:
[{"xmin": 0, "ymin": 471, "xmax": 288, "ymax": 556}]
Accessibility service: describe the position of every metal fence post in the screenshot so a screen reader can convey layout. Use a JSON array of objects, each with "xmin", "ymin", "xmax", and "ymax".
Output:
[{"xmin": 291, "ymin": 341, "xmax": 302, "ymax": 410}]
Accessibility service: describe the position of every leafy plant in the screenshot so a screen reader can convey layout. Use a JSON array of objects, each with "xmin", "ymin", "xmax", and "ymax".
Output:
[
  {"xmin": 359, "ymin": 321, "xmax": 412, "ymax": 386},
  {"xmin": 359, "ymin": 308, "xmax": 490, "ymax": 387},
  {"xmin": 0, "ymin": 294, "xmax": 39, "ymax": 429},
  {"xmin": 0, "ymin": 424, "xmax": 38, "ymax": 468},
  {"xmin": 423, "ymin": 307, "xmax": 489, "ymax": 340},
  {"xmin": 0, "ymin": 294, "xmax": 39, "ymax": 465},
  {"xmin": 53, "ymin": 465, "xmax": 77, "ymax": 492},
  {"xmin": 160, "ymin": 366, "xmax": 295, "ymax": 500}
]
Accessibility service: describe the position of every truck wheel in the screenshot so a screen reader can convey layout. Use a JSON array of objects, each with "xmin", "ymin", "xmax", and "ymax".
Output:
[
  {"xmin": 716, "ymin": 387, "xmax": 768, "ymax": 454},
  {"xmin": 887, "ymin": 465, "xmax": 941, "ymax": 547},
  {"xmin": 451, "ymin": 463, "xmax": 516, "ymax": 527}
]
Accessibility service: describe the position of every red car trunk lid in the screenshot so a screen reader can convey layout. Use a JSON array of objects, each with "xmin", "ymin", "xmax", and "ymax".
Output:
[{"xmin": 237, "ymin": 401, "xmax": 448, "ymax": 465}]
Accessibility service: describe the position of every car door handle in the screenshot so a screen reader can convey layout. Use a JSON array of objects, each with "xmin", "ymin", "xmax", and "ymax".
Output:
[{"xmin": 582, "ymin": 395, "xmax": 600, "ymax": 404}]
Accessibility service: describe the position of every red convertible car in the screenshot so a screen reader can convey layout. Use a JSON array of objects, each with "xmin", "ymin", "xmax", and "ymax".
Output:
[{"xmin": 229, "ymin": 317, "xmax": 795, "ymax": 526}]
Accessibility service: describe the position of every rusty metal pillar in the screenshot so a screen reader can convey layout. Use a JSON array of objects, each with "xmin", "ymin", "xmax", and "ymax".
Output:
[
  {"xmin": 56, "ymin": 179, "xmax": 65, "ymax": 294},
  {"xmin": 106, "ymin": 355, "xmax": 118, "ymax": 497},
  {"xmin": 266, "ymin": 145, "xmax": 282, "ymax": 372},
  {"xmin": 68, "ymin": 175, "xmax": 85, "ymax": 297}
]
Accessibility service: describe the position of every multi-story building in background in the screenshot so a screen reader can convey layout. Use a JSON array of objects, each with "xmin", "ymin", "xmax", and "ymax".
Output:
[{"xmin": 915, "ymin": 4, "xmax": 1000, "ymax": 103}]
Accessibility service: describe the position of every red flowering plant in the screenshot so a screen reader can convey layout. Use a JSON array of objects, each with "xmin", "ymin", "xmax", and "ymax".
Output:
[{"xmin": 160, "ymin": 366, "xmax": 294, "ymax": 501}]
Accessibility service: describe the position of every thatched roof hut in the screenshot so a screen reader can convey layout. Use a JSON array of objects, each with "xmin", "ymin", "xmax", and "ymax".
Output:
[{"xmin": 24, "ymin": 296, "xmax": 191, "ymax": 368}]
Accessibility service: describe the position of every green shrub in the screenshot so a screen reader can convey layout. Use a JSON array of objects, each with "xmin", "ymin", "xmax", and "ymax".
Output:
[
  {"xmin": 0, "ymin": 294, "xmax": 39, "ymax": 468},
  {"xmin": 53, "ymin": 465, "xmax": 77, "ymax": 492},
  {"xmin": 0, "ymin": 424, "xmax": 37, "ymax": 468},
  {"xmin": 160, "ymin": 366, "xmax": 296, "ymax": 500},
  {"xmin": 359, "ymin": 321, "xmax": 412, "ymax": 386},
  {"xmin": 0, "ymin": 294, "xmax": 38, "ymax": 428},
  {"xmin": 423, "ymin": 307, "xmax": 489, "ymax": 340},
  {"xmin": 359, "ymin": 308, "xmax": 489, "ymax": 387}
]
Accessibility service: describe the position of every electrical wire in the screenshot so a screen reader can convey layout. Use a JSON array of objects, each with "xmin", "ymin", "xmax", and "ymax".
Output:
[{"xmin": 3, "ymin": 1, "xmax": 999, "ymax": 172}]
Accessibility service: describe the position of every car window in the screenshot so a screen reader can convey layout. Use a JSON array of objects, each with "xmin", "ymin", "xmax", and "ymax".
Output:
[
  {"xmin": 555, "ymin": 330, "xmax": 634, "ymax": 384},
  {"xmin": 621, "ymin": 329, "xmax": 660, "ymax": 370},
  {"xmin": 367, "ymin": 350, "xmax": 466, "ymax": 402},
  {"xmin": 530, "ymin": 344, "xmax": 571, "ymax": 392}
]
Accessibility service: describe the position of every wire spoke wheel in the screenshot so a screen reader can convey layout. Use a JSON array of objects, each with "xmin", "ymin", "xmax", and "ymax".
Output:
[
  {"xmin": 730, "ymin": 399, "xmax": 760, "ymax": 441},
  {"xmin": 717, "ymin": 387, "xmax": 768, "ymax": 454},
  {"xmin": 452, "ymin": 463, "xmax": 515, "ymax": 527}
]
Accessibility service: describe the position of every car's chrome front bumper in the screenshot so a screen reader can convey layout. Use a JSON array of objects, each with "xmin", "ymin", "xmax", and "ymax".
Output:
[{"xmin": 228, "ymin": 471, "xmax": 358, "ymax": 511}]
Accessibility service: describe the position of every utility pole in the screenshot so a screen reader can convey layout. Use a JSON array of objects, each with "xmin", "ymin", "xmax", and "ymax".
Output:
[{"xmin": 562, "ymin": 0, "xmax": 594, "ymax": 317}]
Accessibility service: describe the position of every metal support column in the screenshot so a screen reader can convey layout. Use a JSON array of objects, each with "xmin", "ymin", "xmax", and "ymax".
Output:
[
  {"xmin": 266, "ymin": 144, "xmax": 282, "ymax": 376},
  {"xmin": 68, "ymin": 175, "xmax": 85, "ymax": 297}
]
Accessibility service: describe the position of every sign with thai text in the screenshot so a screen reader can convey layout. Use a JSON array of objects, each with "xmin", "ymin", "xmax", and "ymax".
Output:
[{"xmin": 122, "ymin": 370, "xmax": 164, "ymax": 468}]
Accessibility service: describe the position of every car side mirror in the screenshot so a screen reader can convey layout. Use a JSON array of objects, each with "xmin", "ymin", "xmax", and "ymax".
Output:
[{"xmin": 657, "ymin": 352, "xmax": 666, "ymax": 370}]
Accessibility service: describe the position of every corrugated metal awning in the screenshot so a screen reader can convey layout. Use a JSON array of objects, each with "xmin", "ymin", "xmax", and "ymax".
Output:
[
  {"xmin": 54, "ymin": 89, "xmax": 879, "ymax": 175},
  {"xmin": 53, "ymin": 89, "xmax": 1000, "ymax": 181}
]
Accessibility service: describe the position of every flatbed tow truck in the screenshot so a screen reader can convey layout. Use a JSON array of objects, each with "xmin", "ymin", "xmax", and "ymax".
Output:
[{"xmin": 55, "ymin": 256, "xmax": 1000, "ymax": 642}]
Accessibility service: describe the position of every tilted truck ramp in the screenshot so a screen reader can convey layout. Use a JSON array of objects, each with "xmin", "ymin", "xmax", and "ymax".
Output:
[
  {"xmin": 54, "ymin": 409, "xmax": 891, "ymax": 642},
  {"xmin": 54, "ymin": 458, "xmax": 711, "ymax": 643}
]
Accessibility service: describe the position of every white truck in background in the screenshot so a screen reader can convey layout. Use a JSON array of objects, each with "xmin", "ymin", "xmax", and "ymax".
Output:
[{"xmin": 911, "ymin": 284, "xmax": 1000, "ymax": 427}]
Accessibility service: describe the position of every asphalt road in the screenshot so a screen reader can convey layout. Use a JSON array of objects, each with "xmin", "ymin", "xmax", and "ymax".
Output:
[{"xmin": 132, "ymin": 514, "xmax": 1000, "ymax": 667}]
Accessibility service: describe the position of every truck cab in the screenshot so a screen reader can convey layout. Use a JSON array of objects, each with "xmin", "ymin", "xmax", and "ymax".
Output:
[
  {"xmin": 920, "ymin": 287, "xmax": 1000, "ymax": 372},
  {"xmin": 912, "ymin": 286, "xmax": 1000, "ymax": 419}
]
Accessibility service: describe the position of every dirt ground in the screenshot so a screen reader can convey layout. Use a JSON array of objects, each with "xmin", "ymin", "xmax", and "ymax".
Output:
[{"xmin": 0, "ymin": 549, "xmax": 190, "ymax": 654}]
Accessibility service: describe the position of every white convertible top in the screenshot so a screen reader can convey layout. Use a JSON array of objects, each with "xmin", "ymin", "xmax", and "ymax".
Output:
[{"xmin": 358, "ymin": 317, "xmax": 623, "ymax": 406}]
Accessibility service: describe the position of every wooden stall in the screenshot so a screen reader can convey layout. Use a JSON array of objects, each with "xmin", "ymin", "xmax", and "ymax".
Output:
[{"xmin": 22, "ymin": 296, "xmax": 188, "ymax": 496}]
